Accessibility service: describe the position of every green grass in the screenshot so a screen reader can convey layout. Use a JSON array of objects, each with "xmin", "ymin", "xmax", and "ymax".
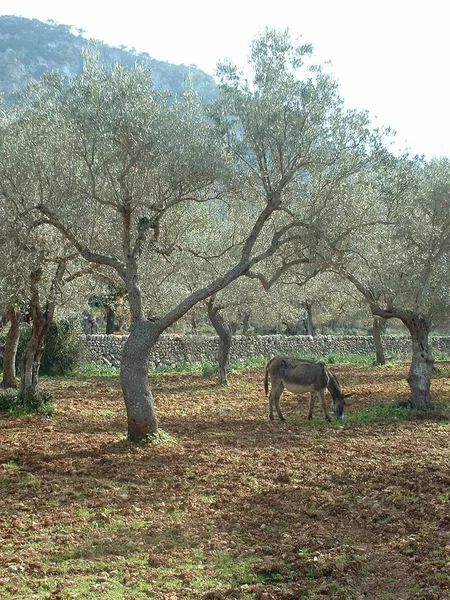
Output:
[
  {"xmin": 0, "ymin": 548, "xmax": 279, "ymax": 600},
  {"xmin": 290, "ymin": 401, "xmax": 450, "ymax": 427},
  {"xmin": 71, "ymin": 364, "xmax": 121, "ymax": 377},
  {"xmin": 291, "ymin": 351, "xmax": 375, "ymax": 365},
  {"xmin": 353, "ymin": 402, "xmax": 450, "ymax": 423},
  {"xmin": 345, "ymin": 403, "xmax": 418, "ymax": 423}
]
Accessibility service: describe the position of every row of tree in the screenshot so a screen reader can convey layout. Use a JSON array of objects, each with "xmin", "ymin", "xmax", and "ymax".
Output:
[{"xmin": 1, "ymin": 29, "xmax": 450, "ymax": 441}]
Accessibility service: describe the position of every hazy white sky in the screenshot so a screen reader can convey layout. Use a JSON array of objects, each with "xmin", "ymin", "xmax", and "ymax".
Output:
[{"xmin": 2, "ymin": 0, "xmax": 449, "ymax": 158}]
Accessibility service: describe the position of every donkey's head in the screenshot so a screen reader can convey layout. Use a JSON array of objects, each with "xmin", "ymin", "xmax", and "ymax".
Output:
[
  {"xmin": 327, "ymin": 369, "xmax": 354, "ymax": 419},
  {"xmin": 331, "ymin": 391, "xmax": 354, "ymax": 419}
]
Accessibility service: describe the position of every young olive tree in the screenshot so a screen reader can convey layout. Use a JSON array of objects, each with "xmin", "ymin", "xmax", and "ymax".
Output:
[{"xmin": 4, "ymin": 32, "xmax": 384, "ymax": 441}]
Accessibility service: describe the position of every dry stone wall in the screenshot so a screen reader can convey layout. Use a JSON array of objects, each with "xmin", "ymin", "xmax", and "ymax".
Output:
[{"xmin": 81, "ymin": 334, "xmax": 450, "ymax": 369}]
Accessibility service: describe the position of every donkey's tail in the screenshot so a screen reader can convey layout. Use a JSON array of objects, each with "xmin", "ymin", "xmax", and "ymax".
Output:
[{"xmin": 264, "ymin": 360, "xmax": 270, "ymax": 396}]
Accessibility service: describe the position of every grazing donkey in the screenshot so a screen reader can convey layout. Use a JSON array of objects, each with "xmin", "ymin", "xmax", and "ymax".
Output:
[{"xmin": 264, "ymin": 356, "xmax": 352, "ymax": 421}]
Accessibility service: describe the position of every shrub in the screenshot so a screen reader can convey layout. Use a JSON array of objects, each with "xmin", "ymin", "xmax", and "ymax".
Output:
[
  {"xmin": 40, "ymin": 319, "xmax": 86, "ymax": 376},
  {"xmin": 201, "ymin": 361, "xmax": 218, "ymax": 377},
  {"xmin": 0, "ymin": 387, "xmax": 54, "ymax": 416}
]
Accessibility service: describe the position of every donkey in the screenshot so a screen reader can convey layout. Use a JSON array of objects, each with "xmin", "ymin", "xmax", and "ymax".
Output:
[{"xmin": 264, "ymin": 356, "xmax": 352, "ymax": 421}]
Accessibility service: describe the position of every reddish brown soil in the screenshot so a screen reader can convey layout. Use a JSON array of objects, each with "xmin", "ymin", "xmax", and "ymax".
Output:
[{"xmin": 0, "ymin": 363, "xmax": 449, "ymax": 599}]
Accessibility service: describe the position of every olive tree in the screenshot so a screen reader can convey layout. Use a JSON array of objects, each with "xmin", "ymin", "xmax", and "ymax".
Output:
[
  {"xmin": 341, "ymin": 156, "xmax": 450, "ymax": 408},
  {"xmin": 0, "ymin": 198, "xmax": 26, "ymax": 387},
  {"xmin": 2, "ymin": 32, "xmax": 384, "ymax": 441},
  {"xmin": 0, "ymin": 103, "xmax": 101, "ymax": 393},
  {"xmin": 0, "ymin": 208, "xmax": 87, "ymax": 394}
]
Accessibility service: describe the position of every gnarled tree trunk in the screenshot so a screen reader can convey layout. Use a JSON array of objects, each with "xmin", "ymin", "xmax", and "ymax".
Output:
[
  {"xmin": 207, "ymin": 299, "xmax": 232, "ymax": 385},
  {"xmin": 1, "ymin": 305, "xmax": 20, "ymax": 389},
  {"xmin": 303, "ymin": 302, "xmax": 316, "ymax": 336},
  {"xmin": 372, "ymin": 316, "xmax": 386, "ymax": 365},
  {"xmin": 402, "ymin": 314, "xmax": 433, "ymax": 409},
  {"xmin": 120, "ymin": 319, "xmax": 159, "ymax": 442},
  {"xmin": 106, "ymin": 306, "xmax": 116, "ymax": 334},
  {"xmin": 19, "ymin": 302, "xmax": 54, "ymax": 396},
  {"xmin": 19, "ymin": 267, "xmax": 59, "ymax": 397}
]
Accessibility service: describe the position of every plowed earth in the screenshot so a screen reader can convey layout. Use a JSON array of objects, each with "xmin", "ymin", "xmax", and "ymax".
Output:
[{"xmin": 0, "ymin": 364, "xmax": 449, "ymax": 600}]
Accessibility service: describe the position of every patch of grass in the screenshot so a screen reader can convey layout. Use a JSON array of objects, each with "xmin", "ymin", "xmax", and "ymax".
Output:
[
  {"xmin": 231, "ymin": 355, "xmax": 267, "ymax": 371},
  {"xmin": 155, "ymin": 361, "xmax": 200, "ymax": 374},
  {"xmin": 289, "ymin": 401, "xmax": 450, "ymax": 427},
  {"xmin": 79, "ymin": 408, "xmax": 116, "ymax": 418},
  {"xmin": 201, "ymin": 361, "xmax": 218, "ymax": 377},
  {"xmin": 433, "ymin": 350, "xmax": 450, "ymax": 360},
  {"xmin": 346, "ymin": 403, "xmax": 415, "ymax": 423},
  {"xmin": 289, "ymin": 351, "xmax": 375, "ymax": 365},
  {"xmin": 148, "ymin": 550, "xmax": 275, "ymax": 596},
  {"xmin": 72, "ymin": 364, "xmax": 120, "ymax": 377},
  {"xmin": 345, "ymin": 402, "xmax": 450, "ymax": 424},
  {"xmin": 131, "ymin": 428, "xmax": 177, "ymax": 446}
]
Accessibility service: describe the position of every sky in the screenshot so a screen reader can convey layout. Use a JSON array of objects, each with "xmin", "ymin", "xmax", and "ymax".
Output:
[{"xmin": 2, "ymin": 0, "xmax": 449, "ymax": 158}]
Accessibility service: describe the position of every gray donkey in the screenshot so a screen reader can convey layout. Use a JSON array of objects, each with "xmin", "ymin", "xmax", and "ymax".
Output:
[{"xmin": 264, "ymin": 356, "xmax": 353, "ymax": 421}]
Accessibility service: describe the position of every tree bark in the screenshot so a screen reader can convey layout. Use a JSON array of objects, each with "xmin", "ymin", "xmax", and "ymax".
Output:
[
  {"xmin": 19, "ymin": 269, "xmax": 57, "ymax": 396},
  {"xmin": 106, "ymin": 306, "xmax": 116, "ymax": 334},
  {"xmin": 207, "ymin": 299, "xmax": 232, "ymax": 385},
  {"xmin": 120, "ymin": 319, "xmax": 159, "ymax": 442},
  {"xmin": 19, "ymin": 303, "xmax": 54, "ymax": 395},
  {"xmin": 303, "ymin": 302, "xmax": 316, "ymax": 336},
  {"xmin": 401, "ymin": 315, "xmax": 433, "ymax": 409},
  {"xmin": 372, "ymin": 316, "xmax": 386, "ymax": 365},
  {"xmin": 1, "ymin": 305, "xmax": 20, "ymax": 389}
]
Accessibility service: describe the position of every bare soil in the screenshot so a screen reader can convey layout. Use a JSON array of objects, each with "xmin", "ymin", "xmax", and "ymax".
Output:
[{"xmin": 0, "ymin": 363, "xmax": 449, "ymax": 599}]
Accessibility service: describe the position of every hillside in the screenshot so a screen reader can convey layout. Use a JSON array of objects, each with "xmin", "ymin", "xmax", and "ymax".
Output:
[{"xmin": 0, "ymin": 15, "xmax": 218, "ymax": 102}]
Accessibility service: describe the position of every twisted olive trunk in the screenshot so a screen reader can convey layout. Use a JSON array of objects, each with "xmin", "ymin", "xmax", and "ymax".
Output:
[
  {"xmin": 402, "ymin": 315, "xmax": 433, "ymax": 409},
  {"xmin": 207, "ymin": 300, "xmax": 232, "ymax": 385},
  {"xmin": 372, "ymin": 316, "xmax": 386, "ymax": 365},
  {"xmin": 19, "ymin": 307, "xmax": 53, "ymax": 395},
  {"xmin": 120, "ymin": 319, "xmax": 160, "ymax": 442},
  {"xmin": 304, "ymin": 302, "xmax": 316, "ymax": 337},
  {"xmin": 19, "ymin": 269, "xmax": 56, "ymax": 397}
]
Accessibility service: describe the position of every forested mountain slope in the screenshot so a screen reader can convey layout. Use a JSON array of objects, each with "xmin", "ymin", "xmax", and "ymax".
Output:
[{"xmin": 0, "ymin": 15, "xmax": 217, "ymax": 101}]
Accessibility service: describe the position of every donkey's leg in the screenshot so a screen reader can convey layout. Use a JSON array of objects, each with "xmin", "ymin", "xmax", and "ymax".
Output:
[
  {"xmin": 308, "ymin": 392, "xmax": 316, "ymax": 419},
  {"xmin": 269, "ymin": 389, "xmax": 275, "ymax": 420},
  {"xmin": 268, "ymin": 382, "xmax": 277, "ymax": 420},
  {"xmin": 318, "ymin": 389, "xmax": 331, "ymax": 420},
  {"xmin": 270, "ymin": 384, "xmax": 285, "ymax": 421}
]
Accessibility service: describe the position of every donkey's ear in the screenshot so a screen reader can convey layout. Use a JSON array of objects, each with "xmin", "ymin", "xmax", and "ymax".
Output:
[{"xmin": 344, "ymin": 393, "xmax": 355, "ymax": 399}]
